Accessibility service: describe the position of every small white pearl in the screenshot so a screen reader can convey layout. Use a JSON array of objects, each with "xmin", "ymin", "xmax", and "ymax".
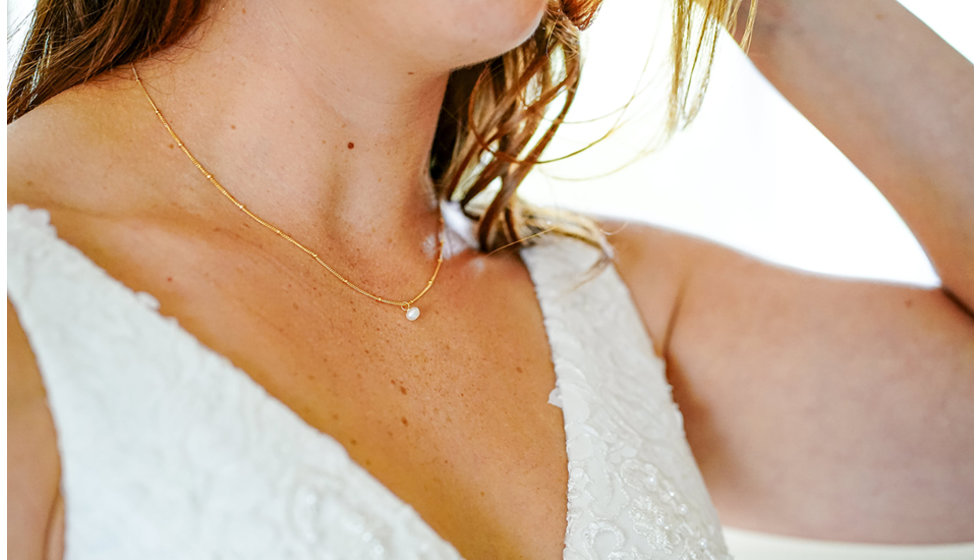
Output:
[{"xmin": 405, "ymin": 306, "xmax": 420, "ymax": 321}]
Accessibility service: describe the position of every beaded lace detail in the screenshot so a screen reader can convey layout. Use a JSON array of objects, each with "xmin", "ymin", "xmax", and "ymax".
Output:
[{"xmin": 8, "ymin": 204, "xmax": 729, "ymax": 559}]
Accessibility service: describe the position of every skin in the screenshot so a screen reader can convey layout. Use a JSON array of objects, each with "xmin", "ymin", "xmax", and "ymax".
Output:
[{"xmin": 7, "ymin": 0, "xmax": 973, "ymax": 558}]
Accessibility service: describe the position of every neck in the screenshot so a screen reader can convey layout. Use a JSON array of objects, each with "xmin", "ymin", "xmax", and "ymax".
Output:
[{"xmin": 131, "ymin": 0, "xmax": 453, "ymax": 254}]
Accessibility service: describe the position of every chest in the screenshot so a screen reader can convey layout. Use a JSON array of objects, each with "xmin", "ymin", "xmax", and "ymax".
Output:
[
  {"xmin": 56, "ymin": 212, "xmax": 572, "ymax": 558},
  {"xmin": 201, "ymin": 257, "xmax": 571, "ymax": 560}
]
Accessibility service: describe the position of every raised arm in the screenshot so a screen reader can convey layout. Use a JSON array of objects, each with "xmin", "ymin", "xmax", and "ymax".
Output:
[
  {"xmin": 601, "ymin": 0, "xmax": 973, "ymax": 543},
  {"xmin": 732, "ymin": 0, "xmax": 973, "ymax": 311}
]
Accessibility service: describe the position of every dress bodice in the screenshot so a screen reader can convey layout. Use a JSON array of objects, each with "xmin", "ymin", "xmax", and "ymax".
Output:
[{"xmin": 7, "ymin": 203, "xmax": 729, "ymax": 559}]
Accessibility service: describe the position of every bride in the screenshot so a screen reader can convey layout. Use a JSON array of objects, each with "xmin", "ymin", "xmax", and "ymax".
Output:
[{"xmin": 8, "ymin": 0, "xmax": 972, "ymax": 558}]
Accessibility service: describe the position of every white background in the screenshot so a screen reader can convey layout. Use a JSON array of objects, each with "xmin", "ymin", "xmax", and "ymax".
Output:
[{"xmin": 515, "ymin": 0, "xmax": 973, "ymax": 286}]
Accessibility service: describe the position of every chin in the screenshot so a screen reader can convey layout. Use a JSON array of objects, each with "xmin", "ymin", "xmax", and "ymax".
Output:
[
  {"xmin": 452, "ymin": 0, "xmax": 550, "ymax": 64},
  {"xmin": 364, "ymin": 0, "xmax": 551, "ymax": 71}
]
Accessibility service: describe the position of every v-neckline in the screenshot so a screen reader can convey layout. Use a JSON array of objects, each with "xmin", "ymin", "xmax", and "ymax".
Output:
[{"xmin": 9, "ymin": 203, "xmax": 573, "ymax": 559}]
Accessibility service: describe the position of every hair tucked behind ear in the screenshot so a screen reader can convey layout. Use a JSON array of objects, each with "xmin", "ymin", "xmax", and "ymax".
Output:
[{"xmin": 8, "ymin": 0, "xmax": 754, "ymax": 255}]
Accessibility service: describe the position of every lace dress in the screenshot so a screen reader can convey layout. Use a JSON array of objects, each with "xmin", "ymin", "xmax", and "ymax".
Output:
[{"xmin": 7, "ymin": 203, "xmax": 729, "ymax": 559}]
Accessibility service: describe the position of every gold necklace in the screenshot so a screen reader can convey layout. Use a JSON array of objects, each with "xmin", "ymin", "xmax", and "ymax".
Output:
[{"xmin": 131, "ymin": 64, "xmax": 444, "ymax": 322}]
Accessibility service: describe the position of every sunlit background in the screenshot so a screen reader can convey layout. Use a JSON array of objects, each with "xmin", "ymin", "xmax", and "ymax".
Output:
[
  {"xmin": 5, "ymin": 1, "xmax": 975, "ymax": 557},
  {"xmin": 515, "ymin": 0, "xmax": 973, "ymax": 287}
]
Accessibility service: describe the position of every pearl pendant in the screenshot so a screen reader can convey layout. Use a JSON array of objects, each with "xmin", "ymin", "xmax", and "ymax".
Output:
[{"xmin": 405, "ymin": 306, "xmax": 420, "ymax": 321}]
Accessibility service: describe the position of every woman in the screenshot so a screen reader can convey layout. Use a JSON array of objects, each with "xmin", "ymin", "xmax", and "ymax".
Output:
[{"xmin": 7, "ymin": 0, "xmax": 972, "ymax": 558}]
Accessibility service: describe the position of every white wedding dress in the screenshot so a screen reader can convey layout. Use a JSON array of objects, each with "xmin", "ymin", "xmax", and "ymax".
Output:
[{"xmin": 8, "ymin": 203, "xmax": 731, "ymax": 559}]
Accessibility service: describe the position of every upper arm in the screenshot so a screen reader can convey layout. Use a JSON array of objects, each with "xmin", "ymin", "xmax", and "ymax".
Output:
[
  {"xmin": 8, "ymin": 299, "xmax": 64, "ymax": 560},
  {"xmin": 735, "ymin": 1, "xmax": 973, "ymax": 311},
  {"xmin": 604, "ymin": 220, "xmax": 973, "ymax": 543}
]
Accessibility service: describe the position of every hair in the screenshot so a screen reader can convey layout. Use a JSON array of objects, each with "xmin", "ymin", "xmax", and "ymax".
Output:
[{"xmin": 8, "ymin": 0, "xmax": 755, "ymax": 255}]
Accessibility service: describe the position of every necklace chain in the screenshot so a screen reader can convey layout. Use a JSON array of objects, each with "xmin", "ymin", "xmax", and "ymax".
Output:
[{"xmin": 131, "ymin": 64, "xmax": 445, "ymax": 318}]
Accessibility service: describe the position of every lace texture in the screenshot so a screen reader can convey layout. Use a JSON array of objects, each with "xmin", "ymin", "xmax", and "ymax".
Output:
[
  {"xmin": 521, "ymin": 236, "xmax": 730, "ymax": 560},
  {"xmin": 8, "ymin": 204, "xmax": 728, "ymax": 559}
]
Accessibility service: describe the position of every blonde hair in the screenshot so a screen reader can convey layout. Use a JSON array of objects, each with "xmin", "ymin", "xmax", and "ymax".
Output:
[{"xmin": 431, "ymin": 0, "xmax": 756, "ymax": 255}]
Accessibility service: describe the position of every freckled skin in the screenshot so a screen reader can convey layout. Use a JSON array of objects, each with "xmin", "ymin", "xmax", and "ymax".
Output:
[{"xmin": 8, "ymin": 0, "xmax": 569, "ymax": 558}]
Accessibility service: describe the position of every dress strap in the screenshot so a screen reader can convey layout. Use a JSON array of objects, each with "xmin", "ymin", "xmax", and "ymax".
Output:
[{"xmin": 520, "ymin": 234, "xmax": 731, "ymax": 559}]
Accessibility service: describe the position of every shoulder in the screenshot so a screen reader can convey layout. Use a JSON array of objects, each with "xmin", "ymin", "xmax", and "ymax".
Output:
[
  {"xmin": 9, "ymin": 80, "xmax": 95, "ymax": 196},
  {"xmin": 7, "ymin": 76, "xmax": 149, "ymax": 552},
  {"xmin": 7, "ymin": 71, "xmax": 157, "ymax": 214},
  {"xmin": 595, "ymin": 216, "xmax": 719, "ymax": 357}
]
